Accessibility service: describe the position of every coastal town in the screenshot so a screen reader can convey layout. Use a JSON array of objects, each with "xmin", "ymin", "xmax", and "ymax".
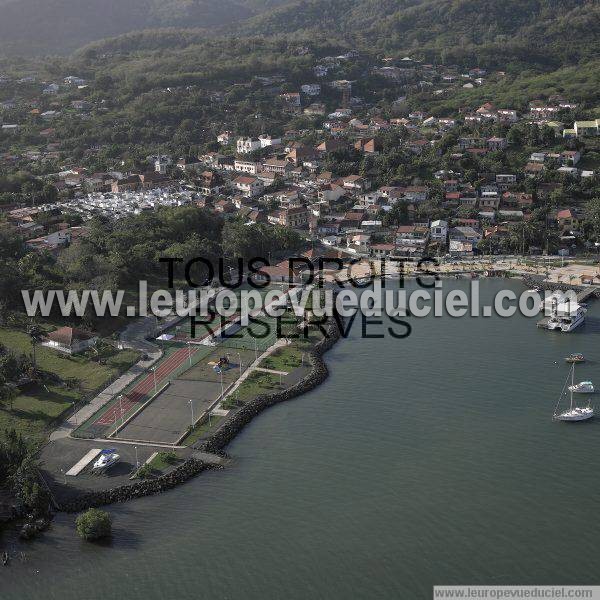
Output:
[
  {"xmin": 2, "ymin": 46, "xmax": 600, "ymax": 532},
  {"xmin": 4, "ymin": 0, "xmax": 600, "ymax": 596},
  {"xmin": 1, "ymin": 51, "xmax": 600, "ymax": 264}
]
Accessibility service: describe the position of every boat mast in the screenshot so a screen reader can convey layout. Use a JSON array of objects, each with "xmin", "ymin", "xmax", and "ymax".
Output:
[
  {"xmin": 570, "ymin": 364, "xmax": 575, "ymax": 410},
  {"xmin": 553, "ymin": 366, "xmax": 571, "ymax": 417}
]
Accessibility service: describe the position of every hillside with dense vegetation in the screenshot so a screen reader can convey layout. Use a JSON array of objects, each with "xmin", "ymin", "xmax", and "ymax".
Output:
[
  {"xmin": 236, "ymin": 0, "xmax": 600, "ymax": 68},
  {"xmin": 0, "ymin": 0, "xmax": 288, "ymax": 55}
]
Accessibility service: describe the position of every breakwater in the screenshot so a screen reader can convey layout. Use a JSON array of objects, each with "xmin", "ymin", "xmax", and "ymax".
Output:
[
  {"xmin": 57, "ymin": 320, "xmax": 342, "ymax": 512},
  {"xmin": 196, "ymin": 320, "xmax": 342, "ymax": 454},
  {"xmin": 59, "ymin": 458, "xmax": 216, "ymax": 513}
]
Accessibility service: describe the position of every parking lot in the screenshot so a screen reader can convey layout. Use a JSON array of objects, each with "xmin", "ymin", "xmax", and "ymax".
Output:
[{"xmin": 37, "ymin": 437, "xmax": 192, "ymax": 506}]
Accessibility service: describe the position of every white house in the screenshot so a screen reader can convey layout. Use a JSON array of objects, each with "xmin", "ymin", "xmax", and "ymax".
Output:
[
  {"xmin": 258, "ymin": 134, "xmax": 282, "ymax": 148},
  {"xmin": 42, "ymin": 327, "xmax": 97, "ymax": 355},
  {"xmin": 233, "ymin": 176, "xmax": 263, "ymax": 198},
  {"xmin": 234, "ymin": 159, "xmax": 261, "ymax": 174},
  {"xmin": 217, "ymin": 131, "xmax": 234, "ymax": 145},
  {"xmin": 318, "ymin": 183, "xmax": 345, "ymax": 203},
  {"xmin": 237, "ymin": 137, "xmax": 261, "ymax": 154},
  {"xmin": 430, "ymin": 219, "xmax": 448, "ymax": 243}
]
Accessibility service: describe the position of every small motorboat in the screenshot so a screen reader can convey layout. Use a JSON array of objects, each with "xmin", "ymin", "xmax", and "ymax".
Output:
[
  {"xmin": 92, "ymin": 449, "xmax": 120, "ymax": 471},
  {"xmin": 569, "ymin": 381, "xmax": 594, "ymax": 394},
  {"xmin": 565, "ymin": 353, "xmax": 586, "ymax": 364}
]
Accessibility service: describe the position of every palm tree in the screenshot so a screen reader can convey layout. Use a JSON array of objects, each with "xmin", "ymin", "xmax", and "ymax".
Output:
[
  {"xmin": 27, "ymin": 324, "xmax": 44, "ymax": 370},
  {"xmin": 0, "ymin": 383, "xmax": 17, "ymax": 412}
]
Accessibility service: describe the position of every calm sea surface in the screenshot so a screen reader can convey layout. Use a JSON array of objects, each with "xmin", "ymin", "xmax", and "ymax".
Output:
[{"xmin": 2, "ymin": 279, "xmax": 600, "ymax": 600}]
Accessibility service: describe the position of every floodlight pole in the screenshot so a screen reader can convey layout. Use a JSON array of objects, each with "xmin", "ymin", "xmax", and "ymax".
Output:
[
  {"xmin": 118, "ymin": 395, "xmax": 124, "ymax": 427},
  {"xmin": 188, "ymin": 399, "xmax": 195, "ymax": 429}
]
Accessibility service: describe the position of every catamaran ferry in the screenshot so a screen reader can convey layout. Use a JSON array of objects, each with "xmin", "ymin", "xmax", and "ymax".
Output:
[{"xmin": 542, "ymin": 292, "xmax": 587, "ymax": 333}]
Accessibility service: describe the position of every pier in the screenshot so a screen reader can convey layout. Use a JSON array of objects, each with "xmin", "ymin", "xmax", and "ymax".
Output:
[{"xmin": 535, "ymin": 285, "xmax": 600, "ymax": 329}]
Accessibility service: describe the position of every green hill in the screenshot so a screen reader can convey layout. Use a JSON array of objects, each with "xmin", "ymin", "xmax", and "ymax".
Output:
[
  {"xmin": 235, "ymin": 0, "xmax": 600, "ymax": 69},
  {"xmin": 0, "ymin": 0, "xmax": 289, "ymax": 56}
]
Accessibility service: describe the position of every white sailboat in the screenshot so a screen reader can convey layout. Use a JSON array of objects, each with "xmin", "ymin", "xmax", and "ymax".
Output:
[{"xmin": 553, "ymin": 364, "xmax": 594, "ymax": 422}]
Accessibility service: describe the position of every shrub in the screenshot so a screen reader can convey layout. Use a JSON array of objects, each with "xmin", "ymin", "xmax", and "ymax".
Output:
[
  {"xmin": 136, "ymin": 464, "xmax": 154, "ymax": 479},
  {"xmin": 75, "ymin": 508, "xmax": 112, "ymax": 541}
]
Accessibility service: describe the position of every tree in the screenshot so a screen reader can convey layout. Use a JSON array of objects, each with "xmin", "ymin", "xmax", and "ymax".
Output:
[
  {"xmin": 27, "ymin": 324, "xmax": 44, "ymax": 370},
  {"xmin": 0, "ymin": 382, "xmax": 18, "ymax": 413},
  {"xmin": 76, "ymin": 508, "xmax": 112, "ymax": 541}
]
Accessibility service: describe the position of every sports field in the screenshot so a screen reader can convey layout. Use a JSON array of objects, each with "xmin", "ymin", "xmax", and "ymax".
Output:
[
  {"xmin": 116, "ymin": 380, "xmax": 219, "ymax": 444},
  {"xmin": 115, "ymin": 347, "xmax": 256, "ymax": 444},
  {"xmin": 165, "ymin": 284, "xmax": 286, "ymax": 343},
  {"xmin": 75, "ymin": 312, "xmax": 287, "ymax": 441}
]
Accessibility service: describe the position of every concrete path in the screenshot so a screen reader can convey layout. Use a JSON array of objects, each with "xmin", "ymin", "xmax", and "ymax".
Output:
[
  {"xmin": 211, "ymin": 338, "xmax": 289, "ymax": 414},
  {"xmin": 254, "ymin": 367, "xmax": 289, "ymax": 376}
]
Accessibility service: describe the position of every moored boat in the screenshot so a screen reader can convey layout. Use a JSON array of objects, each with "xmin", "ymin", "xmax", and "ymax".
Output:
[
  {"xmin": 568, "ymin": 381, "xmax": 594, "ymax": 394},
  {"xmin": 565, "ymin": 353, "xmax": 585, "ymax": 363},
  {"xmin": 92, "ymin": 449, "xmax": 120, "ymax": 471},
  {"xmin": 553, "ymin": 364, "xmax": 594, "ymax": 422}
]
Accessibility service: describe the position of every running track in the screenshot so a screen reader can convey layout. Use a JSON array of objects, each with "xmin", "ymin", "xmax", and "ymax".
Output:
[
  {"xmin": 95, "ymin": 346, "xmax": 200, "ymax": 427},
  {"xmin": 97, "ymin": 295, "xmax": 290, "ymax": 427}
]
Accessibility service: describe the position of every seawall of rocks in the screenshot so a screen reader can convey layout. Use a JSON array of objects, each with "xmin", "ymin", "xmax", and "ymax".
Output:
[
  {"xmin": 60, "ymin": 458, "xmax": 216, "ymax": 513},
  {"xmin": 196, "ymin": 320, "xmax": 342, "ymax": 455},
  {"xmin": 58, "ymin": 320, "xmax": 342, "ymax": 513}
]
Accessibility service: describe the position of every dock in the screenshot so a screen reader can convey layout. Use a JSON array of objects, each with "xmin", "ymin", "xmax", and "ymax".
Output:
[
  {"xmin": 536, "ymin": 285, "xmax": 600, "ymax": 329},
  {"xmin": 577, "ymin": 286, "xmax": 600, "ymax": 303}
]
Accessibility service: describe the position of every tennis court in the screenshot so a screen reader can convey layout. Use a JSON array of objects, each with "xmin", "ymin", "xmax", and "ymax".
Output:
[
  {"xmin": 114, "ymin": 346, "xmax": 255, "ymax": 444},
  {"xmin": 116, "ymin": 380, "xmax": 219, "ymax": 444}
]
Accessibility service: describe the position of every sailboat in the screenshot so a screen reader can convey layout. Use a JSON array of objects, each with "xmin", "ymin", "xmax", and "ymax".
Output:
[{"xmin": 553, "ymin": 364, "xmax": 594, "ymax": 422}]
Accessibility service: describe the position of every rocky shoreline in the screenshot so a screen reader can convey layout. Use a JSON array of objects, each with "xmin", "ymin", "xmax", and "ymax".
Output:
[{"xmin": 57, "ymin": 320, "xmax": 342, "ymax": 513}]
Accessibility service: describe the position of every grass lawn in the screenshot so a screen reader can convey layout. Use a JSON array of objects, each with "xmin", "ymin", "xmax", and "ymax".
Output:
[
  {"xmin": 148, "ymin": 451, "xmax": 182, "ymax": 472},
  {"xmin": 261, "ymin": 345, "xmax": 306, "ymax": 372},
  {"xmin": 0, "ymin": 326, "xmax": 139, "ymax": 444},
  {"xmin": 136, "ymin": 451, "xmax": 183, "ymax": 478},
  {"xmin": 235, "ymin": 371, "xmax": 284, "ymax": 402},
  {"xmin": 0, "ymin": 384, "xmax": 79, "ymax": 444},
  {"xmin": 180, "ymin": 414, "xmax": 224, "ymax": 446}
]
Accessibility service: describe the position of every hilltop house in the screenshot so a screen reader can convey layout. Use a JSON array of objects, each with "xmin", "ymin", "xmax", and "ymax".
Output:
[{"xmin": 43, "ymin": 327, "xmax": 97, "ymax": 355}]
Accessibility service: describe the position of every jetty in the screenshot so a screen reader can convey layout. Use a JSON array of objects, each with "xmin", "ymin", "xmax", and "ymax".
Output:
[{"xmin": 534, "ymin": 283, "xmax": 600, "ymax": 329}]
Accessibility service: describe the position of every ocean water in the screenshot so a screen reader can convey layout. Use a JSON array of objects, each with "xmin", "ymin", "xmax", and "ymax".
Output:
[{"xmin": 2, "ymin": 279, "xmax": 600, "ymax": 600}]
